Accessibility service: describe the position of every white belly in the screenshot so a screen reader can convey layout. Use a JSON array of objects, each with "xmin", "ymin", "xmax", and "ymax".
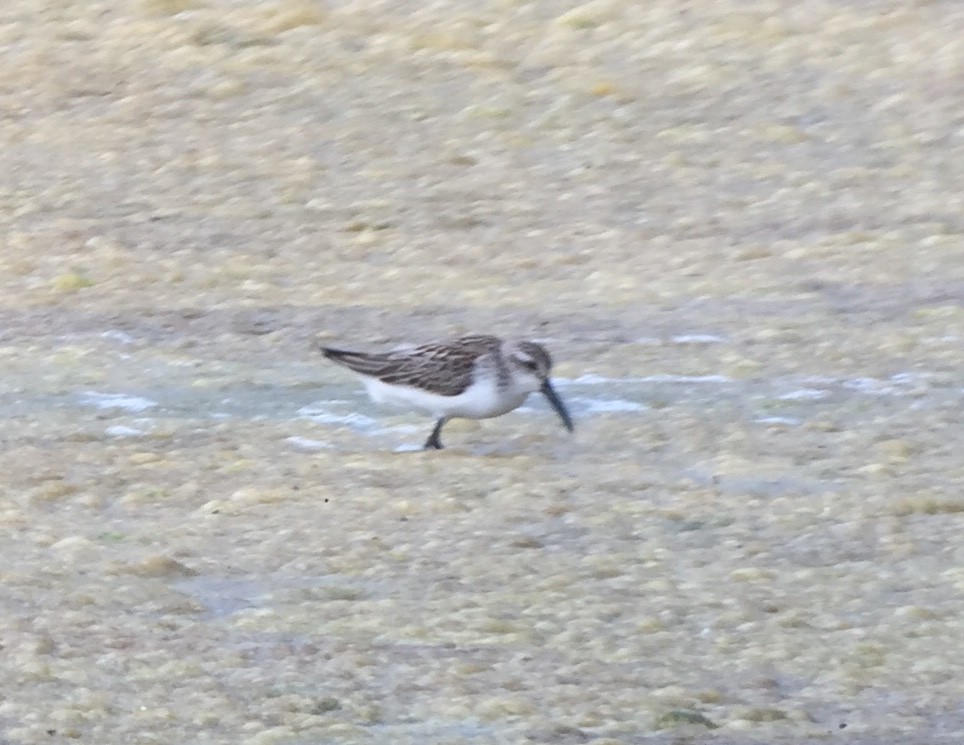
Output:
[{"xmin": 362, "ymin": 376, "xmax": 530, "ymax": 420}]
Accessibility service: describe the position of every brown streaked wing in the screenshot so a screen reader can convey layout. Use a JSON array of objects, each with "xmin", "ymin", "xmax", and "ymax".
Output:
[
  {"xmin": 379, "ymin": 335, "xmax": 500, "ymax": 396},
  {"xmin": 326, "ymin": 335, "xmax": 500, "ymax": 397}
]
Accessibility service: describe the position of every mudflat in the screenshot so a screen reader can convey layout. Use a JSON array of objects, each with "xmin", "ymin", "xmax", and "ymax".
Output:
[{"xmin": 1, "ymin": 1, "xmax": 962, "ymax": 743}]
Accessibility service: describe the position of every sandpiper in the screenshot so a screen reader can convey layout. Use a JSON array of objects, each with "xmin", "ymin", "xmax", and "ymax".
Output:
[{"xmin": 321, "ymin": 334, "xmax": 574, "ymax": 449}]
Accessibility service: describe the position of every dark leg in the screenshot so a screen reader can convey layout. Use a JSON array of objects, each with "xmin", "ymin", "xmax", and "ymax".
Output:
[{"xmin": 424, "ymin": 418, "xmax": 446, "ymax": 450}]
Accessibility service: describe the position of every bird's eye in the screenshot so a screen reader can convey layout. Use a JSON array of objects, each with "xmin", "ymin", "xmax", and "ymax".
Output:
[{"xmin": 521, "ymin": 358, "xmax": 538, "ymax": 371}]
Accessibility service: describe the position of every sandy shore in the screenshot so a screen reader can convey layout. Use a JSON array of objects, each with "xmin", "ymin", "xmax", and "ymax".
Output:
[{"xmin": 1, "ymin": 1, "xmax": 962, "ymax": 743}]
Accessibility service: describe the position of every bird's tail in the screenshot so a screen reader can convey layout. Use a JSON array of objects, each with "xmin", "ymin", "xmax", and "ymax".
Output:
[{"xmin": 320, "ymin": 346, "xmax": 392, "ymax": 377}]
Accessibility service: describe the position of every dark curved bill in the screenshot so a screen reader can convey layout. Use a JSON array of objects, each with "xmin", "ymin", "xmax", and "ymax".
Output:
[{"xmin": 540, "ymin": 379, "xmax": 574, "ymax": 433}]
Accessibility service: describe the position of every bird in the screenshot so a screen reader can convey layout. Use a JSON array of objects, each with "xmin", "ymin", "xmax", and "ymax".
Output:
[{"xmin": 320, "ymin": 334, "xmax": 574, "ymax": 450}]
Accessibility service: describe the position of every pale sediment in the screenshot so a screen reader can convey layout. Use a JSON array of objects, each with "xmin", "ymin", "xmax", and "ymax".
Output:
[{"xmin": 1, "ymin": 1, "xmax": 962, "ymax": 743}]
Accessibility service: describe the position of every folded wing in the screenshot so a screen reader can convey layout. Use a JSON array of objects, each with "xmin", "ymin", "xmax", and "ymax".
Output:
[{"xmin": 322, "ymin": 335, "xmax": 499, "ymax": 397}]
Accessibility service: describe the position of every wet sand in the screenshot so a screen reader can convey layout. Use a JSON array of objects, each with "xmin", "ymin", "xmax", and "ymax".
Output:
[{"xmin": 1, "ymin": 0, "xmax": 963, "ymax": 743}]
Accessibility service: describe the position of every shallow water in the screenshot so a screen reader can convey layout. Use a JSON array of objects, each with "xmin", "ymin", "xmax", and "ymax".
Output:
[
  {"xmin": 4, "ymin": 338, "xmax": 963, "ymax": 745},
  {"xmin": 35, "ymin": 364, "xmax": 957, "ymax": 454},
  {"xmin": 0, "ymin": 312, "xmax": 964, "ymax": 742}
]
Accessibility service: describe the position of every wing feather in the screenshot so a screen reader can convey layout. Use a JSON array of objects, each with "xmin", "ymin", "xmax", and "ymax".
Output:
[{"xmin": 322, "ymin": 335, "xmax": 500, "ymax": 397}]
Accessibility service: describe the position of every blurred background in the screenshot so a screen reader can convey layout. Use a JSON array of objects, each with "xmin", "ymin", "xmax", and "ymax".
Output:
[{"xmin": 1, "ymin": 1, "xmax": 962, "ymax": 743}]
